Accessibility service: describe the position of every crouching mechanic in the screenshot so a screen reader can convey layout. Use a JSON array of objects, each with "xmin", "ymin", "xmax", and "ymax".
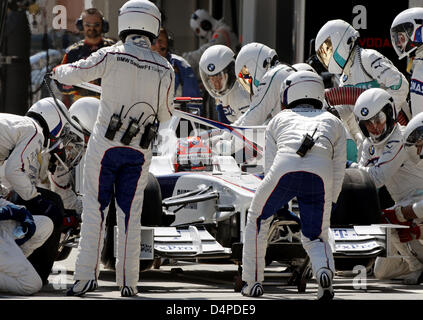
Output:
[
  {"xmin": 52, "ymin": 0, "xmax": 174, "ymax": 297},
  {"xmin": 367, "ymin": 112, "xmax": 423, "ymax": 283},
  {"xmin": 241, "ymin": 71, "xmax": 346, "ymax": 300},
  {"xmin": 0, "ymin": 97, "xmax": 68, "ymax": 286},
  {"xmin": 49, "ymin": 97, "xmax": 99, "ymax": 223},
  {"xmin": 0, "ymin": 198, "xmax": 53, "ymax": 295},
  {"xmin": 351, "ymin": 88, "xmax": 423, "ymax": 284}
]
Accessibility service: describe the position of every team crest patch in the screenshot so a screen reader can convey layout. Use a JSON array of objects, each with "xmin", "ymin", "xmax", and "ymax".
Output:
[
  {"xmin": 207, "ymin": 63, "xmax": 215, "ymax": 72},
  {"xmin": 361, "ymin": 107, "xmax": 369, "ymax": 117},
  {"xmin": 369, "ymin": 145, "xmax": 375, "ymax": 155}
]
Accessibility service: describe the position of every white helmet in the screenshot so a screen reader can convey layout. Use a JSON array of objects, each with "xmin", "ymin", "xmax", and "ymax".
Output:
[
  {"xmin": 199, "ymin": 45, "xmax": 236, "ymax": 98},
  {"xmin": 404, "ymin": 112, "xmax": 423, "ymax": 147},
  {"xmin": 292, "ymin": 62, "xmax": 317, "ymax": 73},
  {"xmin": 280, "ymin": 70, "xmax": 325, "ymax": 109},
  {"xmin": 118, "ymin": 0, "xmax": 161, "ymax": 41},
  {"xmin": 235, "ymin": 42, "xmax": 278, "ymax": 95},
  {"xmin": 353, "ymin": 88, "xmax": 397, "ymax": 145},
  {"xmin": 26, "ymin": 97, "xmax": 69, "ymax": 146},
  {"xmin": 69, "ymin": 97, "xmax": 99, "ymax": 137},
  {"xmin": 315, "ymin": 19, "xmax": 359, "ymax": 74},
  {"xmin": 390, "ymin": 7, "xmax": 423, "ymax": 60},
  {"xmin": 190, "ymin": 9, "xmax": 216, "ymax": 39},
  {"xmin": 59, "ymin": 97, "xmax": 100, "ymax": 170}
]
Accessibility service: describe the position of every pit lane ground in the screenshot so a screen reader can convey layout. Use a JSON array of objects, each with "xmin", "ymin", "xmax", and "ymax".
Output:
[{"xmin": 2, "ymin": 248, "xmax": 423, "ymax": 303}]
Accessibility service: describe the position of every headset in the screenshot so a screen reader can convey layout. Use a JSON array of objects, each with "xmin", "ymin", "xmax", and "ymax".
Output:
[{"xmin": 75, "ymin": 8, "xmax": 109, "ymax": 34}]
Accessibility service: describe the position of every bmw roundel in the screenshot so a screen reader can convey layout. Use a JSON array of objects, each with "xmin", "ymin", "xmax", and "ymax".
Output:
[
  {"xmin": 361, "ymin": 107, "xmax": 369, "ymax": 117},
  {"xmin": 207, "ymin": 63, "xmax": 215, "ymax": 72},
  {"xmin": 369, "ymin": 145, "xmax": 375, "ymax": 155}
]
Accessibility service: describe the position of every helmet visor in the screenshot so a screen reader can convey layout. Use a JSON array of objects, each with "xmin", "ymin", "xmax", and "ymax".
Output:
[
  {"xmin": 63, "ymin": 132, "xmax": 85, "ymax": 169},
  {"xmin": 237, "ymin": 66, "xmax": 252, "ymax": 94},
  {"xmin": 361, "ymin": 111, "xmax": 387, "ymax": 143},
  {"xmin": 317, "ymin": 37, "xmax": 333, "ymax": 70},
  {"xmin": 391, "ymin": 23, "xmax": 415, "ymax": 59},
  {"xmin": 406, "ymin": 126, "xmax": 423, "ymax": 147}
]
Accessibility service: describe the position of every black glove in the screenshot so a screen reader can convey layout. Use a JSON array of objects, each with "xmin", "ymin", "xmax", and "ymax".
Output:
[
  {"xmin": 15, "ymin": 216, "xmax": 36, "ymax": 246},
  {"xmin": 0, "ymin": 203, "xmax": 36, "ymax": 246},
  {"xmin": 0, "ymin": 203, "xmax": 31, "ymax": 222}
]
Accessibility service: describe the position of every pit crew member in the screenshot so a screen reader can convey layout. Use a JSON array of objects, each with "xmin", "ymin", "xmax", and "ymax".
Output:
[
  {"xmin": 241, "ymin": 71, "xmax": 346, "ymax": 301},
  {"xmin": 52, "ymin": 0, "xmax": 174, "ymax": 297}
]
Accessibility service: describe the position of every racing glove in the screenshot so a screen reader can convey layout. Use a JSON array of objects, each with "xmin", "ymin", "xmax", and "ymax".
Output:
[
  {"xmin": 0, "ymin": 203, "xmax": 36, "ymax": 246},
  {"xmin": 0, "ymin": 203, "xmax": 32, "ymax": 222},
  {"xmin": 398, "ymin": 224, "xmax": 423, "ymax": 243},
  {"xmin": 381, "ymin": 208, "xmax": 407, "ymax": 224},
  {"xmin": 346, "ymin": 161, "xmax": 358, "ymax": 168},
  {"xmin": 14, "ymin": 215, "xmax": 36, "ymax": 246}
]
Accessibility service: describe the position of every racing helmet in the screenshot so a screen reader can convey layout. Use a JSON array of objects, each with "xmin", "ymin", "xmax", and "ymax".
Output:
[
  {"xmin": 63, "ymin": 97, "xmax": 100, "ymax": 170},
  {"xmin": 404, "ymin": 111, "xmax": 423, "ymax": 148},
  {"xmin": 190, "ymin": 9, "xmax": 216, "ymax": 39},
  {"xmin": 280, "ymin": 70, "xmax": 325, "ymax": 109},
  {"xmin": 353, "ymin": 88, "xmax": 397, "ymax": 145},
  {"xmin": 292, "ymin": 62, "xmax": 317, "ymax": 73},
  {"xmin": 26, "ymin": 97, "xmax": 70, "ymax": 148},
  {"xmin": 390, "ymin": 7, "xmax": 423, "ymax": 60},
  {"xmin": 235, "ymin": 42, "xmax": 278, "ymax": 95},
  {"xmin": 199, "ymin": 45, "xmax": 236, "ymax": 98},
  {"xmin": 118, "ymin": 0, "xmax": 161, "ymax": 42},
  {"xmin": 174, "ymin": 136, "xmax": 212, "ymax": 172},
  {"xmin": 69, "ymin": 97, "xmax": 99, "ymax": 138},
  {"xmin": 315, "ymin": 19, "xmax": 359, "ymax": 74}
]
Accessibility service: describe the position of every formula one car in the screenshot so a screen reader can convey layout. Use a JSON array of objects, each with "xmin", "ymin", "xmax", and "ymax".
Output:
[
  {"xmin": 56, "ymin": 87, "xmax": 391, "ymax": 292},
  {"xmin": 97, "ymin": 102, "xmax": 388, "ymax": 293}
]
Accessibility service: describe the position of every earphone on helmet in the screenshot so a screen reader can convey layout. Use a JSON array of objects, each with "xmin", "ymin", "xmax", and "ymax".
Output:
[{"xmin": 75, "ymin": 8, "xmax": 109, "ymax": 34}]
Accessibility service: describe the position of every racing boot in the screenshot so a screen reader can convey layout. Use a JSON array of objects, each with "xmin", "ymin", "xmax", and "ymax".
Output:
[
  {"xmin": 66, "ymin": 280, "xmax": 98, "ymax": 296},
  {"xmin": 120, "ymin": 286, "xmax": 138, "ymax": 297},
  {"xmin": 241, "ymin": 282, "xmax": 264, "ymax": 297},
  {"xmin": 316, "ymin": 268, "xmax": 334, "ymax": 301}
]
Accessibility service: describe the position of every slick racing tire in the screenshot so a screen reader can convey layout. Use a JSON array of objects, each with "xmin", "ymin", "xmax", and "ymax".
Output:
[
  {"xmin": 330, "ymin": 168, "xmax": 381, "ymax": 227},
  {"xmin": 101, "ymin": 172, "xmax": 162, "ymax": 271},
  {"xmin": 330, "ymin": 168, "xmax": 380, "ymax": 271}
]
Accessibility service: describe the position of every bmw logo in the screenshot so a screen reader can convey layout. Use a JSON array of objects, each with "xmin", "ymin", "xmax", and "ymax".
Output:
[
  {"xmin": 369, "ymin": 145, "xmax": 375, "ymax": 155},
  {"xmin": 207, "ymin": 63, "xmax": 215, "ymax": 72},
  {"xmin": 361, "ymin": 107, "xmax": 369, "ymax": 117}
]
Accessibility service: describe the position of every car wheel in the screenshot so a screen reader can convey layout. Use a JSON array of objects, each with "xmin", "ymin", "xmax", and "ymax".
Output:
[{"xmin": 331, "ymin": 168, "xmax": 381, "ymax": 226}]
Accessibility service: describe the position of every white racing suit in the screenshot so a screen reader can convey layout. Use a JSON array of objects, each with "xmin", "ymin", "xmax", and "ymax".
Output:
[
  {"xmin": 213, "ymin": 64, "xmax": 294, "ymax": 162},
  {"xmin": 409, "ymin": 47, "xmax": 423, "ymax": 117},
  {"xmin": 183, "ymin": 20, "xmax": 239, "ymax": 78},
  {"xmin": 0, "ymin": 198, "xmax": 53, "ymax": 295},
  {"xmin": 52, "ymin": 35, "xmax": 175, "ymax": 289},
  {"xmin": 356, "ymin": 125, "xmax": 423, "ymax": 278},
  {"xmin": 233, "ymin": 64, "xmax": 296, "ymax": 127},
  {"xmin": 242, "ymin": 106, "xmax": 346, "ymax": 285},
  {"xmin": 335, "ymin": 46, "xmax": 409, "ymax": 161},
  {"xmin": 339, "ymin": 46, "xmax": 410, "ymax": 127},
  {"xmin": 215, "ymin": 81, "xmax": 250, "ymax": 124},
  {"xmin": 0, "ymin": 114, "xmax": 45, "ymax": 201},
  {"xmin": 49, "ymin": 166, "xmax": 82, "ymax": 215}
]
